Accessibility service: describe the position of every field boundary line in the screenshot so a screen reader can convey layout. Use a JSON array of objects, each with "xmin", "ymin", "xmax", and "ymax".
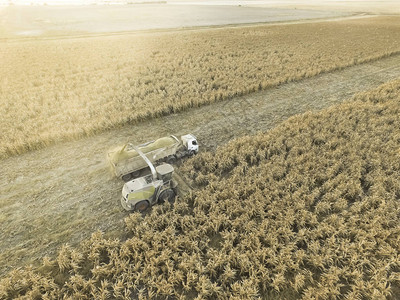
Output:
[{"xmin": 0, "ymin": 13, "xmax": 376, "ymax": 43}]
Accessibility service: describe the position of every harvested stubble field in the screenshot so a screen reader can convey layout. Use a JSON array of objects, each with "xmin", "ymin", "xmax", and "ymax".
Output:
[
  {"xmin": 1, "ymin": 78, "xmax": 400, "ymax": 299},
  {"xmin": 2, "ymin": 16, "xmax": 400, "ymax": 158}
]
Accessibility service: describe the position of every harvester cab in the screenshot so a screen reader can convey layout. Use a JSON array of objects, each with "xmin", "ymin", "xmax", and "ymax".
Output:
[
  {"xmin": 121, "ymin": 146, "xmax": 177, "ymax": 212},
  {"xmin": 181, "ymin": 134, "xmax": 199, "ymax": 155}
]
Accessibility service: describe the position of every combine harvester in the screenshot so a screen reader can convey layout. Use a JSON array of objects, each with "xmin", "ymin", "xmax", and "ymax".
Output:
[
  {"xmin": 108, "ymin": 134, "xmax": 198, "ymax": 181},
  {"xmin": 108, "ymin": 134, "xmax": 199, "ymax": 212},
  {"xmin": 120, "ymin": 145, "xmax": 177, "ymax": 212}
]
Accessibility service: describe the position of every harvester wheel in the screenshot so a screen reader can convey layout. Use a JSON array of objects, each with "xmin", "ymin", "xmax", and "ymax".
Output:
[
  {"xmin": 158, "ymin": 188, "xmax": 176, "ymax": 204},
  {"xmin": 166, "ymin": 155, "xmax": 176, "ymax": 164},
  {"xmin": 135, "ymin": 200, "xmax": 150, "ymax": 212}
]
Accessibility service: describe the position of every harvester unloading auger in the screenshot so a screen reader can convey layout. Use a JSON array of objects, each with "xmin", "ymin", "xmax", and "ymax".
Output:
[
  {"xmin": 120, "ymin": 145, "xmax": 177, "ymax": 212},
  {"xmin": 108, "ymin": 134, "xmax": 198, "ymax": 181}
]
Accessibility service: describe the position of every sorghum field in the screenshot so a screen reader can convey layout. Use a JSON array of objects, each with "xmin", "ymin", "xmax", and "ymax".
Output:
[
  {"xmin": 2, "ymin": 52, "xmax": 400, "ymax": 279},
  {"xmin": 1, "ymin": 16, "xmax": 400, "ymax": 158},
  {"xmin": 1, "ymin": 77, "xmax": 400, "ymax": 299}
]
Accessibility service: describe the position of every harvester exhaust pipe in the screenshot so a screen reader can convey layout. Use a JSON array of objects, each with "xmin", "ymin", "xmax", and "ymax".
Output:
[{"xmin": 132, "ymin": 145, "xmax": 157, "ymax": 181}]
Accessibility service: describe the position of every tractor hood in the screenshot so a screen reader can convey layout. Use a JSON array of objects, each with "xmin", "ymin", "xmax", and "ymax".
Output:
[
  {"xmin": 127, "ymin": 185, "xmax": 155, "ymax": 202},
  {"xmin": 122, "ymin": 177, "xmax": 163, "ymax": 206},
  {"xmin": 123, "ymin": 177, "xmax": 148, "ymax": 193},
  {"xmin": 122, "ymin": 177, "xmax": 154, "ymax": 201}
]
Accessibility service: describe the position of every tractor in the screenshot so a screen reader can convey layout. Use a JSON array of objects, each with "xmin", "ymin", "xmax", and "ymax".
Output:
[{"xmin": 120, "ymin": 145, "xmax": 177, "ymax": 212}]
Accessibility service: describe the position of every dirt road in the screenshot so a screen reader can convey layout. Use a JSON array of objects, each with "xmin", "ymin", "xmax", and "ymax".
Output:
[{"xmin": 1, "ymin": 54, "xmax": 400, "ymax": 276}]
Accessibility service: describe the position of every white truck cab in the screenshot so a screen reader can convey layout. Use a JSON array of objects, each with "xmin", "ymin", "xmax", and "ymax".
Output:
[{"xmin": 181, "ymin": 134, "xmax": 199, "ymax": 154}]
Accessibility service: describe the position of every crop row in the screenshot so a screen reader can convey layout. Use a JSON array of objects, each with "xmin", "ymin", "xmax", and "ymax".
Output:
[
  {"xmin": 2, "ymin": 16, "xmax": 400, "ymax": 158},
  {"xmin": 1, "ymin": 78, "xmax": 400, "ymax": 299}
]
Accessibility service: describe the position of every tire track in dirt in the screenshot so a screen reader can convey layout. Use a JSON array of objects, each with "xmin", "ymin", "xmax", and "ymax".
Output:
[{"xmin": 1, "ymin": 54, "xmax": 400, "ymax": 276}]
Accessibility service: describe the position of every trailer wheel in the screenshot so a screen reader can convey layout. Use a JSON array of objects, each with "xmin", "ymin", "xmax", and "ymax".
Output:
[
  {"xmin": 158, "ymin": 188, "xmax": 176, "ymax": 204},
  {"xmin": 135, "ymin": 200, "xmax": 150, "ymax": 212},
  {"xmin": 131, "ymin": 170, "xmax": 140, "ymax": 178},
  {"xmin": 166, "ymin": 156, "xmax": 176, "ymax": 164},
  {"xmin": 122, "ymin": 173, "xmax": 132, "ymax": 182}
]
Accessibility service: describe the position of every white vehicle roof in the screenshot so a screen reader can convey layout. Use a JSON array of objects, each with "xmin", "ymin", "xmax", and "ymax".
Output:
[
  {"xmin": 181, "ymin": 134, "xmax": 197, "ymax": 146},
  {"xmin": 122, "ymin": 175, "xmax": 164, "ymax": 196},
  {"xmin": 123, "ymin": 177, "xmax": 148, "ymax": 195}
]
